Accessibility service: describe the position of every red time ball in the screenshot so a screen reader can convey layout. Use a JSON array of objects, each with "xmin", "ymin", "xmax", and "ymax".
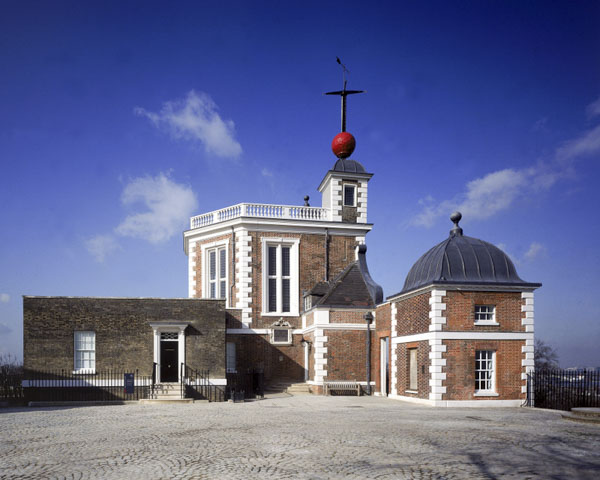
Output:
[{"xmin": 331, "ymin": 132, "xmax": 356, "ymax": 158}]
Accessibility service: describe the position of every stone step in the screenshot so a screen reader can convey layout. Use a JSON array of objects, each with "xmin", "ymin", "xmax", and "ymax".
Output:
[
  {"xmin": 571, "ymin": 408, "xmax": 600, "ymax": 418},
  {"xmin": 140, "ymin": 398, "xmax": 197, "ymax": 405},
  {"xmin": 562, "ymin": 408, "xmax": 600, "ymax": 425}
]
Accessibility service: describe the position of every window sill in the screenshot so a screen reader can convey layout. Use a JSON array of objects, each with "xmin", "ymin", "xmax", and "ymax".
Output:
[
  {"xmin": 474, "ymin": 321, "xmax": 499, "ymax": 326},
  {"xmin": 474, "ymin": 391, "xmax": 499, "ymax": 397},
  {"xmin": 261, "ymin": 312, "xmax": 299, "ymax": 317},
  {"xmin": 404, "ymin": 390, "xmax": 418, "ymax": 394},
  {"xmin": 72, "ymin": 370, "xmax": 96, "ymax": 375}
]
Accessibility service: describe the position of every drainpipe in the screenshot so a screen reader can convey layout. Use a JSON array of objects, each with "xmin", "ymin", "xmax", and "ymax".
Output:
[
  {"xmin": 324, "ymin": 228, "xmax": 330, "ymax": 282},
  {"xmin": 230, "ymin": 226, "xmax": 236, "ymax": 308},
  {"xmin": 364, "ymin": 312, "xmax": 374, "ymax": 395}
]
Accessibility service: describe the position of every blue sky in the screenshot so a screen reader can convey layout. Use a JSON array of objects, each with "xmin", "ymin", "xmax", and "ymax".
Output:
[{"xmin": 1, "ymin": 1, "xmax": 599, "ymax": 367}]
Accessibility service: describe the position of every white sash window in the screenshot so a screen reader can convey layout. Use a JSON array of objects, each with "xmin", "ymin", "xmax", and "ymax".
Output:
[{"xmin": 74, "ymin": 331, "xmax": 95, "ymax": 373}]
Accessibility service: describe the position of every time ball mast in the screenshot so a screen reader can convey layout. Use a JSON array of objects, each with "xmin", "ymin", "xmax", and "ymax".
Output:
[{"xmin": 325, "ymin": 57, "xmax": 364, "ymax": 159}]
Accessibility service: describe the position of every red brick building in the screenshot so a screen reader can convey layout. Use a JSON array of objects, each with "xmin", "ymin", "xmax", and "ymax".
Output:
[{"xmin": 185, "ymin": 149, "xmax": 541, "ymax": 404}]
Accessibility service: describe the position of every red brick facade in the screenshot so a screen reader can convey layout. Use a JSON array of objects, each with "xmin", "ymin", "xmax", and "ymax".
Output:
[{"xmin": 443, "ymin": 339, "xmax": 525, "ymax": 400}]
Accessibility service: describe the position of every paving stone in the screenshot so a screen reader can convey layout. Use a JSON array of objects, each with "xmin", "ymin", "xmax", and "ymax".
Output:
[{"xmin": 1, "ymin": 395, "xmax": 599, "ymax": 479}]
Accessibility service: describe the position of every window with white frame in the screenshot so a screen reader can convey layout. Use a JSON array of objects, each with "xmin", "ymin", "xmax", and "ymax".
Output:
[
  {"xmin": 343, "ymin": 183, "xmax": 357, "ymax": 207},
  {"xmin": 206, "ymin": 246, "xmax": 227, "ymax": 299},
  {"xmin": 408, "ymin": 348, "xmax": 418, "ymax": 391},
  {"xmin": 262, "ymin": 239, "xmax": 299, "ymax": 315},
  {"xmin": 226, "ymin": 342, "xmax": 236, "ymax": 373},
  {"xmin": 74, "ymin": 331, "xmax": 95, "ymax": 373},
  {"xmin": 474, "ymin": 305, "xmax": 497, "ymax": 325},
  {"xmin": 271, "ymin": 328, "xmax": 292, "ymax": 345},
  {"xmin": 475, "ymin": 350, "xmax": 495, "ymax": 393}
]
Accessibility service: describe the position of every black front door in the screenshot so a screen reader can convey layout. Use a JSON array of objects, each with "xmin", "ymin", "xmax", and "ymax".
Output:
[{"xmin": 160, "ymin": 341, "xmax": 178, "ymax": 382}]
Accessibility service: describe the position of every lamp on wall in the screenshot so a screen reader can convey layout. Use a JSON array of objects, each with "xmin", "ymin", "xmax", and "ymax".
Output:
[{"xmin": 364, "ymin": 312, "xmax": 374, "ymax": 395}]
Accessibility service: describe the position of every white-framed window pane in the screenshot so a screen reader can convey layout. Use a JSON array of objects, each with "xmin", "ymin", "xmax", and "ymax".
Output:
[
  {"xmin": 475, "ymin": 350, "xmax": 494, "ymax": 391},
  {"xmin": 409, "ymin": 348, "xmax": 418, "ymax": 391},
  {"xmin": 475, "ymin": 305, "xmax": 495, "ymax": 322},
  {"xmin": 209, "ymin": 251, "xmax": 216, "ymax": 281},
  {"xmin": 268, "ymin": 278, "xmax": 277, "ymax": 312},
  {"xmin": 219, "ymin": 248, "xmax": 226, "ymax": 280},
  {"xmin": 206, "ymin": 246, "xmax": 227, "ymax": 300},
  {"xmin": 282, "ymin": 279, "xmax": 290, "ymax": 313},
  {"xmin": 263, "ymin": 239, "xmax": 298, "ymax": 316},
  {"xmin": 268, "ymin": 246, "xmax": 277, "ymax": 276},
  {"xmin": 74, "ymin": 331, "xmax": 95, "ymax": 371}
]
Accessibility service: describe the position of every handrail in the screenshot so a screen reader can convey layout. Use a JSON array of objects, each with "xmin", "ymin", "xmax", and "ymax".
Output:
[
  {"xmin": 151, "ymin": 362, "xmax": 157, "ymax": 399},
  {"xmin": 180, "ymin": 363, "xmax": 211, "ymax": 400},
  {"xmin": 190, "ymin": 202, "xmax": 331, "ymax": 229}
]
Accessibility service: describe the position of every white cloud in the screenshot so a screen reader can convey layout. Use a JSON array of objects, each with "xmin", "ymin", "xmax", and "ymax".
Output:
[
  {"xmin": 413, "ymin": 95, "xmax": 600, "ymax": 228},
  {"xmin": 0, "ymin": 293, "xmax": 9, "ymax": 303},
  {"xmin": 586, "ymin": 96, "xmax": 600, "ymax": 118},
  {"xmin": 524, "ymin": 242, "xmax": 546, "ymax": 261},
  {"xmin": 412, "ymin": 168, "xmax": 532, "ymax": 227},
  {"xmin": 261, "ymin": 168, "xmax": 273, "ymax": 178},
  {"xmin": 85, "ymin": 234, "xmax": 120, "ymax": 263},
  {"xmin": 135, "ymin": 90, "xmax": 242, "ymax": 159},
  {"xmin": 556, "ymin": 124, "xmax": 600, "ymax": 163},
  {"xmin": 115, "ymin": 173, "xmax": 198, "ymax": 244}
]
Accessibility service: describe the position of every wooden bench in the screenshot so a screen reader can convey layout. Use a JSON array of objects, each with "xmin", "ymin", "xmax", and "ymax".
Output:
[{"xmin": 324, "ymin": 381, "xmax": 361, "ymax": 396}]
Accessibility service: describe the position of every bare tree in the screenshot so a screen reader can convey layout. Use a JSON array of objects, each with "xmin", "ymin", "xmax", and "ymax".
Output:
[{"xmin": 534, "ymin": 338, "xmax": 559, "ymax": 370}]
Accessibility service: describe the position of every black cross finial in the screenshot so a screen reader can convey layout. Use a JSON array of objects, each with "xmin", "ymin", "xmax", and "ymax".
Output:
[{"xmin": 325, "ymin": 57, "xmax": 365, "ymax": 132}]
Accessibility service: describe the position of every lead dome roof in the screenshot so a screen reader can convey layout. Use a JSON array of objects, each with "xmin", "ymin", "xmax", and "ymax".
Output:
[
  {"xmin": 332, "ymin": 158, "xmax": 366, "ymax": 173},
  {"xmin": 398, "ymin": 212, "xmax": 541, "ymax": 295}
]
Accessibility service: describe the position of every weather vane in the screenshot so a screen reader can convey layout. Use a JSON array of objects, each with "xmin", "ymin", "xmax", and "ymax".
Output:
[{"xmin": 325, "ymin": 57, "xmax": 365, "ymax": 132}]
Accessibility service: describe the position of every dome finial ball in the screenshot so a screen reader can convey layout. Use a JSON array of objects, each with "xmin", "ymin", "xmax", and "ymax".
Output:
[{"xmin": 450, "ymin": 211, "xmax": 462, "ymax": 225}]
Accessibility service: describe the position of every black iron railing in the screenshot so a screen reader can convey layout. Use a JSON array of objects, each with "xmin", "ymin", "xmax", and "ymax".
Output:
[
  {"xmin": 526, "ymin": 369, "xmax": 600, "ymax": 411},
  {"xmin": 151, "ymin": 362, "xmax": 158, "ymax": 399},
  {"xmin": 181, "ymin": 364, "xmax": 225, "ymax": 402},
  {"xmin": 1, "ymin": 373, "xmax": 24, "ymax": 404},
  {"xmin": 23, "ymin": 368, "xmax": 152, "ymax": 402},
  {"xmin": 226, "ymin": 369, "xmax": 264, "ymax": 401}
]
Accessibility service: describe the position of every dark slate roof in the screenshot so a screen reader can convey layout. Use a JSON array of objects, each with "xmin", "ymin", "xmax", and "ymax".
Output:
[
  {"xmin": 397, "ymin": 212, "xmax": 541, "ymax": 296},
  {"xmin": 332, "ymin": 158, "xmax": 367, "ymax": 173},
  {"xmin": 311, "ymin": 244, "xmax": 383, "ymax": 308},
  {"xmin": 307, "ymin": 282, "xmax": 330, "ymax": 296}
]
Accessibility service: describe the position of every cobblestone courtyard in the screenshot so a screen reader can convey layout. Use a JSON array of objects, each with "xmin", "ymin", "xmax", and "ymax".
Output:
[{"xmin": 1, "ymin": 395, "xmax": 599, "ymax": 479}]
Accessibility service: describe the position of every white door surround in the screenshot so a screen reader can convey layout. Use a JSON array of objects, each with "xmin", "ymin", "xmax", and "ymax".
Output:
[
  {"xmin": 380, "ymin": 337, "xmax": 389, "ymax": 396},
  {"xmin": 149, "ymin": 322, "xmax": 189, "ymax": 383}
]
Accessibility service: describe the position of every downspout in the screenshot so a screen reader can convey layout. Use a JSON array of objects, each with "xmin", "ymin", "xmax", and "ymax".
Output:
[
  {"xmin": 230, "ymin": 226, "xmax": 236, "ymax": 308},
  {"xmin": 324, "ymin": 228, "xmax": 330, "ymax": 282}
]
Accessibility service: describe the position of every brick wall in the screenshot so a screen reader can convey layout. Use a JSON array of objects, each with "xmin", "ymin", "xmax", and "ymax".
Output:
[
  {"xmin": 444, "ymin": 291, "xmax": 525, "ymax": 332},
  {"xmin": 443, "ymin": 339, "xmax": 525, "ymax": 400},
  {"xmin": 394, "ymin": 293, "xmax": 430, "ymax": 335},
  {"xmin": 248, "ymin": 232, "xmax": 357, "ymax": 330},
  {"xmin": 326, "ymin": 330, "xmax": 376, "ymax": 383},
  {"xmin": 329, "ymin": 309, "xmax": 370, "ymax": 324},
  {"xmin": 225, "ymin": 333, "xmax": 304, "ymax": 383},
  {"xmin": 23, "ymin": 297, "xmax": 227, "ymax": 377},
  {"xmin": 395, "ymin": 341, "xmax": 430, "ymax": 398}
]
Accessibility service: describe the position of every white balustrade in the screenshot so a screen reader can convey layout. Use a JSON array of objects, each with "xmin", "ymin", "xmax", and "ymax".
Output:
[{"xmin": 190, "ymin": 203, "xmax": 330, "ymax": 229}]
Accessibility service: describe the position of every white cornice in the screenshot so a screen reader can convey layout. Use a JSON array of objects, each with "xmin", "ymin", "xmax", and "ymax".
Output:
[
  {"xmin": 385, "ymin": 283, "xmax": 539, "ymax": 303},
  {"xmin": 184, "ymin": 217, "xmax": 372, "ymax": 254},
  {"xmin": 392, "ymin": 331, "xmax": 534, "ymax": 344},
  {"xmin": 318, "ymin": 170, "xmax": 373, "ymax": 192}
]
